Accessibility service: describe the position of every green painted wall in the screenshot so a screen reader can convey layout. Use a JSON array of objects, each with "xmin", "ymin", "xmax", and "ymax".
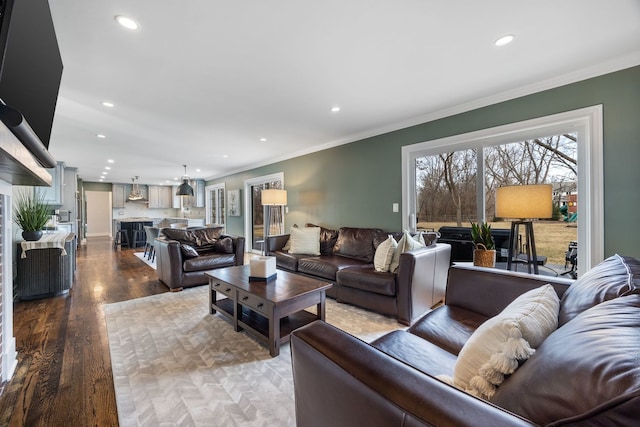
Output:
[{"xmin": 210, "ymin": 66, "xmax": 640, "ymax": 258}]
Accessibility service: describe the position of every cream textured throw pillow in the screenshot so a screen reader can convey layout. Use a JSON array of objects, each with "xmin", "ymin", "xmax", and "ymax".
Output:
[
  {"xmin": 288, "ymin": 226, "xmax": 320, "ymax": 255},
  {"xmin": 374, "ymin": 235, "xmax": 398, "ymax": 272},
  {"xmin": 441, "ymin": 284, "xmax": 560, "ymax": 400},
  {"xmin": 389, "ymin": 231, "xmax": 425, "ymax": 273}
]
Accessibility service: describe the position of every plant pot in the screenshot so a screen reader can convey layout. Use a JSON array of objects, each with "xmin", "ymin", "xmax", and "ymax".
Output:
[
  {"xmin": 22, "ymin": 230, "xmax": 43, "ymax": 241},
  {"xmin": 473, "ymin": 245, "xmax": 496, "ymax": 268}
]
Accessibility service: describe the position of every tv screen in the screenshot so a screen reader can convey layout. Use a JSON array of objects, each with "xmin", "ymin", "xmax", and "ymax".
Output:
[{"xmin": 0, "ymin": 0, "xmax": 63, "ymax": 149}]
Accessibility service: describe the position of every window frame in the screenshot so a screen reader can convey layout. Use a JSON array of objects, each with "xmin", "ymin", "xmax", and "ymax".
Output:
[{"xmin": 401, "ymin": 105, "xmax": 603, "ymax": 274}]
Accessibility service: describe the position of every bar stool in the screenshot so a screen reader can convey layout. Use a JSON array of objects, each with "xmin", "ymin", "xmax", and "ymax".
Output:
[
  {"xmin": 143, "ymin": 226, "xmax": 159, "ymax": 261},
  {"xmin": 131, "ymin": 223, "xmax": 146, "ymax": 249},
  {"xmin": 114, "ymin": 228, "xmax": 130, "ymax": 249}
]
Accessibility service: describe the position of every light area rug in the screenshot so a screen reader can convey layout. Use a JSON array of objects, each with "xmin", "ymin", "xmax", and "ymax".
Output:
[
  {"xmin": 134, "ymin": 251, "xmax": 156, "ymax": 269},
  {"xmin": 105, "ymin": 285, "xmax": 403, "ymax": 427}
]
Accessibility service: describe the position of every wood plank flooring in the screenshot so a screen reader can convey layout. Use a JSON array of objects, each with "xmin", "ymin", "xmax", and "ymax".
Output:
[{"xmin": 0, "ymin": 237, "xmax": 168, "ymax": 426}]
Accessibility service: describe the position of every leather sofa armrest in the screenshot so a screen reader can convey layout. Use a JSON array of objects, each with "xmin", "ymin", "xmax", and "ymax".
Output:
[
  {"xmin": 396, "ymin": 243, "xmax": 452, "ymax": 325},
  {"xmin": 265, "ymin": 234, "xmax": 289, "ymax": 254},
  {"xmin": 291, "ymin": 321, "xmax": 535, "ymax": 427},
  {"xmin": 154, "ymin": 237, "xmax": 184, "ymax": 289},
  {"xmin": 223, "ymin": 234, "xmax": 245, "ymax": 266},
  {"xmin": 445, "ymin": 265, "xmax": 574, "ymax": 318}
]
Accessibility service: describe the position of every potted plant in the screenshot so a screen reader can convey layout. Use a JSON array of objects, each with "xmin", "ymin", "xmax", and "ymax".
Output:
[
  {"xmin": 14, "ymin": 190, "xmax": 51, "ymax": 241},
  {"xmin": 471, "ymin": 221, "xmax": 496, "ymax": 267}
]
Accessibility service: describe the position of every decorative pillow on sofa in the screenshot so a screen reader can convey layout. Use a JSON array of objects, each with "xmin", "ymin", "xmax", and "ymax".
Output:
[
  {"xmin": 389, "ymin": 231, "xmax": 425, "ymax": 273},
  {"xmin": 440, "ymin": 284, "xmax": 560, "ymax": 400},
  {"xmin": 213, "ymin": 236, "xmax": 234, "ymax": 254},
  {"xmin": 374, "ymin": 235, "xmax": 398, "ymax": 272},
  {"xmin": 282, "ymin": 224, "xmax": 298, "ymax": 251},
  {"xmin": 180, "ymin": 244, "xmax": 200, "ymax": 259},
  {"xmin": 306, "ymin": 223, "xmax": 339, "ymax": 255},
  {"xmin": 558, "ymin": 254, "xmax": 640, "ymax": 326},
  {"xmin": 289, "ymin": 226, "xmax": 320, "ymax": 255}
]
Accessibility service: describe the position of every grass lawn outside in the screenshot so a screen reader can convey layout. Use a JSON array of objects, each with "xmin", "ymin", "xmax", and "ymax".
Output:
[{"xmin": 418, "ymin": 220, "xmax": 578, "ymax": 265}]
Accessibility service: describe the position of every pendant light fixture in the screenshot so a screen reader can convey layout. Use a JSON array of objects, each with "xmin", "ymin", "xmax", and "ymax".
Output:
[{"xmin": 176, "ymin": 164, "xmax": 194, "ymax": 196}]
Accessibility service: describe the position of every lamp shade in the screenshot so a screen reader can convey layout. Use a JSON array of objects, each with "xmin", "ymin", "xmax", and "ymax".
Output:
[
  {"xmin": 495, "ymin": 184, "xmax": 552, "ymax": 219},
  {"xmin": 262, "ymin": 189, "xmax": 287, "ymax": 205}
]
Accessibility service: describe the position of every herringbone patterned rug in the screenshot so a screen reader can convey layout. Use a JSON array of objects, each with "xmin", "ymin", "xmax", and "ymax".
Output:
[{"xmin": 105, "ymin": 285, "xmax": 403, "ymax": 426}]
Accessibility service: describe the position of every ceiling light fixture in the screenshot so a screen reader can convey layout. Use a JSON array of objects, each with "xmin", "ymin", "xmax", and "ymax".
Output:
[
  {"xmin": 102, "ymin": 101, "xmax": 115, "ymax": 108},
  {"xmin": 96, "ymin": 134, "xmax": 106, "ymax": 139},
  {"xmin": 176, "ymin": 165, "xmax": 194, "ymax": 196},
  {"xmin": 260, "ymin": 138, "xmax": 267, "ymax": 142},
  {"xmin": 105, "ymin": 166, "xmax": 111, "ymax": 170},
  {"xmin": 115, "ymin": 15, "xmax": 140, "ymax": 31},
  {"xmin": 495, "ymin": 34, "xmax": 515, "ymax": 47},
  {"xmin": 331, "ymin": 106, "xmax": 341, "ymax": 112}
]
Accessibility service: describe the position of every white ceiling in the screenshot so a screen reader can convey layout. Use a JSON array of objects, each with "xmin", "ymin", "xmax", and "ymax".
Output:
[{"xmin": 47, "ymin": 0, "xmax": 640, "ymax": 185}]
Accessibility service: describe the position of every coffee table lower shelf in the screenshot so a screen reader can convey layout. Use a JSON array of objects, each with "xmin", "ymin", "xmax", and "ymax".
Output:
[{"xmin": 213, "ymin": 297, "xmax": 320, "ymax": 349}]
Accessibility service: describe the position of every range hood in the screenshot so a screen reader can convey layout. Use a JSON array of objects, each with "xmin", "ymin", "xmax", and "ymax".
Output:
[{"xmin": 127, "ymin": 176, "xmax": 148, "ymax": 203}]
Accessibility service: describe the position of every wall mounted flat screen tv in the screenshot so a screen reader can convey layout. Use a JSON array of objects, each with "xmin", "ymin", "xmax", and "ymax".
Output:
[{"xmin": 0, "ymin": 0, "xmax": 63, "ymax": 150}]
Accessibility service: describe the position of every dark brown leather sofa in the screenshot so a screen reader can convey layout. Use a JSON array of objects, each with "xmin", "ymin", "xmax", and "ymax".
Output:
[
  {"xmin": 266, "ymin": 226, "xmax": 451, "ymax": 325},
  {"xmin": 155, "ymin": 227, "xmax": 245, "ymax": 291},
  {"xmin": 291, "ymin": 255, "xmax": 640, "ymax": 426}
]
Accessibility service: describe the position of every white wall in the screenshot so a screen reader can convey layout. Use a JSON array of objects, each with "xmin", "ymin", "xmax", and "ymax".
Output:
[{"xmin": 86, "ymin": 191, "xmax": 112, "ymax": 237}]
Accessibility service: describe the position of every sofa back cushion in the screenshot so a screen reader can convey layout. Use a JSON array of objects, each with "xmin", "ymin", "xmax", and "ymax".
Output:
[
  {"xmin": 493, "ymin": 294, "xmax": 640, "ymax": 426},
  {"xmin": 559, "ymin": 254, "xmax": 640, "ymax": 326},
  {"xmin": 306, "ymin": 224, "xmax": 339, "ymax": 256},
  {"xmin": 162, "ymin": 226, "xmax": 225, "ymax": 246},
  {"xmin": 332, "ymin": 227, "xmax": 383, "ymax": 262}
]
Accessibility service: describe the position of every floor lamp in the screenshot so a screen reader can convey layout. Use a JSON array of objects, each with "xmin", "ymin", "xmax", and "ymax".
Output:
[
  {"xmin": 261, "ymin": 189, "xmax": 287, "ymax": 255},
  {"xmin": 495, "ymin": 184, "xmax": 552, "ymax": 275}
]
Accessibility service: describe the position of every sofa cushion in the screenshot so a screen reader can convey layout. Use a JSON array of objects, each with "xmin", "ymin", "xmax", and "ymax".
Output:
[
  {"xmin": 180, "ymin": 244, "xmax": 199, "ymax": 259},
  {"xmin": 298, "ymin": 255, "xmax": 369, "ymax": 281},
  {"xmin": 306, "ymin": 223, "xmax": 339, "ymax": 255},
  {"xmin": 408, "ymin": 305, "xmax": 488, "ymax": 356},
  {"xmin": 332, "ymin": 227, "xmax": 383, "ymax": 263},
  {"xmin": 446, "ymin": 284, "xmax": 560, "ymax": 400},
  {"xmin": 374, "ymin": 235, "xmax": 398, "ymax": 272},
  {"xmin": 161, "ymin": 228, "xmax": 192, "ymax": 243},
  {"xmin": 390, "ymin": 231, "xmax": 425, "ymax": 273},
  {"xmin": 559, "ymin": 254, "xmax": 640, "ymax": 326},
  {"xmin": 337, "ymin": 266, "xmax": 396, "ymax": 297},
  {"xmin": 213, "ymin": 236, "xmax": 234, "ymax": 254},
  {"xmin": 371, "ymin": 330, "xmax": 457, "ymax": 378},
  {"xmin": 493, "ymin": 294, "xmax": 640, "ymax": 426},
  {"xmin": 273, "ymin": 250, "xmax": 306, "ymax": 272},
  {"xmin": 183, "ymin": 253, "xmax": 235, "ymax": 272},
  {"xmin": 191, "ymin": 227, "xmax": 225, "ymax": 246},
  {"xmin": 289, "ymin": 226, "xmax": 321, "ymax": 255}
]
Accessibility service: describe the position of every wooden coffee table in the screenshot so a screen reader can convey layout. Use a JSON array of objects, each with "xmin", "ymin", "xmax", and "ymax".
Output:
[{"xmin": 206, "ymin": 265, "xmax": 332, "ymax": 357}]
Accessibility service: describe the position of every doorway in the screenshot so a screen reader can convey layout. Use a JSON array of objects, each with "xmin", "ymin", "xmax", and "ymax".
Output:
[
  {"xmin": 86, "ymin": 191, "xmax": 112, "ymax": 237},
  {"xmin": 244, "ymin": 173, "xmax": 284, "ymax": 254}
]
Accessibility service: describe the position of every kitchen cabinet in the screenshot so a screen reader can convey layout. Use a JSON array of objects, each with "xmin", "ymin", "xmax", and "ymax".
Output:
[
  {"xmin": 148, "ymin": 186, "xmax": 173, "ymax": 208},
  {"xmin": 112, "ymin": 184, "xmax": 126, "ymax": 208},
  {"xmin": 36, "ymin": 161, "xmax": 65, "ymax": 206},
  {"xmin": 195, "ymin": 180, "xmax": 205, "ymax": 207},
  {"xmin": 172, "ymin": 185, "xmax": 181, "ymax": 208}
]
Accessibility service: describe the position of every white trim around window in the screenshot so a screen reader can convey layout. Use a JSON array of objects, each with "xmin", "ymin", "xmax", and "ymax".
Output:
[{"xmin": 401, "ymin": 105, "xmax": 604, "ymax": 274}]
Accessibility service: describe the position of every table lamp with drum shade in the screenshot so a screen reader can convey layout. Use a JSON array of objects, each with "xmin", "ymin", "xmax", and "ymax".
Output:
[
  {"xmin": 261, "ymin": 189, "xmax": 287, "ymax": 250},
  {"xmin": 495, "ymin": 184, "xmax": 553, "ymax": 274}
]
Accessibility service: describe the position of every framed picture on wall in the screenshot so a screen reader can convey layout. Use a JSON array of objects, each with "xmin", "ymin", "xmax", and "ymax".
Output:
[{"xmin": 227, "ymin": 189, "xmax": 241, "ymax": 216}]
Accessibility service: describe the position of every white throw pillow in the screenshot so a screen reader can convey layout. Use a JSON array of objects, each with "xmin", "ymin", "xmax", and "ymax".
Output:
[
  {"xmin": 288, "ymin": 226, "xmax": 320, "ymax": 255},
  {"xmin": 374, "ymin": 235, "xmax": 398, "ymax": 272},
  {"xmin": 442, "ymin": 284, "xmax": 560, "ymax": 400},
  {"xmin": 389, "ymin": 231, "xmax": 425, "ymax": 273}
]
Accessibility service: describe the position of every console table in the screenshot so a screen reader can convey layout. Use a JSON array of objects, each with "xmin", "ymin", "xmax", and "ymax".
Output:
[
  {"xmin": 206, "ymin": 265, "xmax": 332, "ymax": 357},
  {"xmin": 17, "ymin": 233, "xmax": 76, "ymax": 300}
]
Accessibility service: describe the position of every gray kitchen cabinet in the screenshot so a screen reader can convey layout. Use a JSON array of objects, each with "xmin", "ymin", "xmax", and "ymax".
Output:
[
  {"xmin": 36, "ymin": 161, "xmax": 65, "ymax": 206},
  {"xmin": 112, "ymin": 184, "xmax": 126, "ymax": 208},
  {"xmin": 172, "ymin": 185, "xmax": 181, "ymax": 208},
  {"xmin": 148, "ymin": 186, "xmax": 172, "ymax": 208},
  {"xmin": 160, "ymin": 186, "xmax": 172, "ymax": 208},
  {"xmin": 148, "ymin": 185, "xmax": 161, "ymax": 208},
  {"xmin": 195, "ymin": 180, "xmax": 205, "ymax": 207}
]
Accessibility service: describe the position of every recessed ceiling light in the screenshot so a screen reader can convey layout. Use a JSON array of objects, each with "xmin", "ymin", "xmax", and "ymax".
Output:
[
  {"xmin": 115, "ymin": 15, "xmax": 140, "ymax": 31},
  {"xmin": 96, "ymin": 134, "xmax": 106, "ymax": 139},
  {"xmin": 494, "ymin": 34, "xmax": 515, "ymax": 47},
  {"xmin": 195, "ymin": 169, "xmax": 201, "ymax": 172},
  {"xmin": 99, "ymin": 179, "xmax": 103, "ymax": 182},
  {"xmin": 102, "ymin": 101, "xmax": 115, "ymax": 108},
  {"xmin": 107, "ymin": 159, "xmax": 114, "ymax": 163},
  {"xmin": 260, "ymin": 138, "xmax": 267, "ymax": 142},
  {"xmin": 102, "ymin": 172, "xmax": 108, "ymax": 175},
  {"xmin": 331, "ymin": 106, "xmax": 341, "ymax": 113},
  {"xmin": 105, "ymin": 166, "xmax": 111, "ymax": 170},
  {"xmin": 223, "ymin": 154, "xmax": 228, "ymax": 158}
]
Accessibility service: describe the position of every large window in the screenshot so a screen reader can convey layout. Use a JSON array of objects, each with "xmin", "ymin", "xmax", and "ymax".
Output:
[
  {"xmin": 244, "ymin": 173, "xmax": 285, "ymax": 253},
  {"xmin": 402, "ymin": 106, "xmax": 603, "ymax": 274}
]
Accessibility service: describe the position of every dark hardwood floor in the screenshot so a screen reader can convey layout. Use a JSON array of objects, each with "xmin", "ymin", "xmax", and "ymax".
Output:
[{"xmin": 0, "ymin": 237, "xmax": 168, "ymax": 426}]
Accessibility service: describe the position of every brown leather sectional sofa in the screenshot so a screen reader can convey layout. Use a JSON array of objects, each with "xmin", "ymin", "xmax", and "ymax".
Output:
[
  {"xmin": 291, "ymin": 256, "xmax": 640, "ymax": 426},
  {"xmin": 155, "ymin": 227, "xmax": 245, "ymax": 291},
  {"xmin": 266, "ymin": 226, "xmax": 451, "ymax": 325}
]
